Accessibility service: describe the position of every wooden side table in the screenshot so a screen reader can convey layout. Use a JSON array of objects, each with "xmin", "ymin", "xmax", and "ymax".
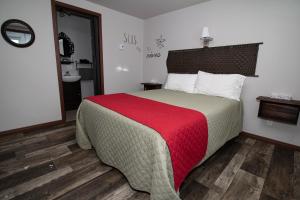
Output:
[
  {"xmin": 141, "ymin": 83, "xmax": 162, "ymax": 91},
  {"xmin": 257, "ymin": 96, "xmax": 300, "ymax": 125}
]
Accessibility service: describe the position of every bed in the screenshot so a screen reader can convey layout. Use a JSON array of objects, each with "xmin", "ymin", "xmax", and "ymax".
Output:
[
  {"xmin": 76, "ymin": 89, "xmax": 242, "ymax": 200},
  {"xmin": 76, "ymin": 43, "xmax": 261, "ymax": 200}
]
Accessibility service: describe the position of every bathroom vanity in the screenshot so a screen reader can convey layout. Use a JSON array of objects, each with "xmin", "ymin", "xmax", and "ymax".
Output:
[{"xmin": 63, "ymin": 80, "xmax": 82, "ymax": 111}]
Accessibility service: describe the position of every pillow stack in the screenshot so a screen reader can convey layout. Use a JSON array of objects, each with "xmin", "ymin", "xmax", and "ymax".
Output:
[{"xmin": 164, "ymin": 71, "xmax": 246, "ymax": 101}]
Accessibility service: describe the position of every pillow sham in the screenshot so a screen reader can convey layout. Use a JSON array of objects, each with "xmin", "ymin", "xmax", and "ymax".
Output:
[
  {"xmin": 164, "ymin": 73, "xmax": 197, "ymax": 93},
  {"xmin": 194, "ymin": 71, "xmax": 246, "ymax": 101}
]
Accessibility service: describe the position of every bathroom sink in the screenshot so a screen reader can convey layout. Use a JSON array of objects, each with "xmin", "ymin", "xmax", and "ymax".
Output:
[{"xmin": 62, "ymin": 75, "xmax": 81, "ymax": 82}]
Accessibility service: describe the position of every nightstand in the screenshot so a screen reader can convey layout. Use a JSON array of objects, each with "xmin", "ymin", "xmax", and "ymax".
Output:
[
  {"xmin": 257, "ymin": 96, "xmax": 300, "ymax": 125},
  {"xmin": 141, "ymin": 83, "xmax": 162, "ymax": 91}
]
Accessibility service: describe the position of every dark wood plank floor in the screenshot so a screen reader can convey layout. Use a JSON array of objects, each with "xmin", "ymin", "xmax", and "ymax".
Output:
[{"xmin": 0, "ymin": 123, "xmax": 298, "ymax": 200}]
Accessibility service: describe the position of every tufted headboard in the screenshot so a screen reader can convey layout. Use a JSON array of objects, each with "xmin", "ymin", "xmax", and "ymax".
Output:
[{"xmin": 166, "ymin": 43, "xmax": 262, "ymax": 77}]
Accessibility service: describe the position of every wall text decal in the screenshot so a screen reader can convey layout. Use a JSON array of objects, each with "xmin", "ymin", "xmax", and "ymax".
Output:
[
  {"xmin": 146, "ymin": 47, "xmax": 161, "ymax": 58},
  {"xmin": 123, "ymin": 33, "xmax": 137, "ymax": 45},
  {"xmin": 145, "ymin": 34, "xmax": 167, "ymax": 59}
]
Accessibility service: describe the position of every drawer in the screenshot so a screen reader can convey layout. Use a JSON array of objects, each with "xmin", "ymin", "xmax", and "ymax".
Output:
[{"xmin": 258, "ymin": 102, "xmax": 299, "ymax": 124}]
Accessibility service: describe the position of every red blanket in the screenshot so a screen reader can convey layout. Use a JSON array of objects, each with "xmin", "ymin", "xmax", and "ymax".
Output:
[{"xmin": 87, "ymin": 93, "xmax": 208, "ymax": 190}]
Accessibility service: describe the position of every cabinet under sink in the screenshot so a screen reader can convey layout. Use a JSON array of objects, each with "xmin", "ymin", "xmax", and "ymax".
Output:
[{"xmin": 63, "ymin": 80, "xmax": 82, "ymax": 111}]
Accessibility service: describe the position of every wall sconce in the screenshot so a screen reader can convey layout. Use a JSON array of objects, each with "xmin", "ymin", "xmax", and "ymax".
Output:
[{"xmin": 200, "ymin": 27, "xmax": 213, "ymax": 47}]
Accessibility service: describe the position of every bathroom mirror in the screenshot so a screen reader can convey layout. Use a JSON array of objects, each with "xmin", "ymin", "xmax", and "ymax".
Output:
[
  {"xmin": 58, "ymin": 32, "xmax": 74, "ymax": 57},
  {"xmin": 1, "ymin": 19, "xmax": 35, "ymax": 48}
]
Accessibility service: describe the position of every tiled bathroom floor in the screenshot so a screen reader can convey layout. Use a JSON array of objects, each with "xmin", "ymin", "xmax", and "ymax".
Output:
[{"xmin": 66, "ymin": 110, "xmax": 77, "ymax": 122}]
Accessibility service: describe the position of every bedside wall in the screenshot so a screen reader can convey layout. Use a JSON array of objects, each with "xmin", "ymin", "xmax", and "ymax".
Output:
[{"xmin": 143, "ymin": 0, "xmax": 300, "ymax": 145}]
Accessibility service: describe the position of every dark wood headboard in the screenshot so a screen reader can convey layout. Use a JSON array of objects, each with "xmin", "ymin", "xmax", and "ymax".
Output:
[{"xmin": 166, "ymin": 43, "xmax": 262, "ymax": 77}]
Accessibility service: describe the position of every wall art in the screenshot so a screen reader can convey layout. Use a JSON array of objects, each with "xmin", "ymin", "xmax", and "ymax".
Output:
[
  {"xmin": 145, "ymin": 34, "xmax": 167, "ymax": 59},
  {"xmin": 123, "ymin": 33, "xmax": 137, "ymax": 45},
  {"xmin": 122, "ymin": 33, "xmax": 141, "ymax": 53},
  {"xmin": 155, "ymin": 34, "xmax": 166, "ymax": 49},
  {"xmin": 146, "ymin": 47, "xmax": 161, "ymax": 58}
]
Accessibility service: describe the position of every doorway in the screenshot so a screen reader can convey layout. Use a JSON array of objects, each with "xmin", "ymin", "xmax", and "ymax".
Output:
[{"xmin": 51, "ymin": 0, "xmax": 104, "ymax": 122}]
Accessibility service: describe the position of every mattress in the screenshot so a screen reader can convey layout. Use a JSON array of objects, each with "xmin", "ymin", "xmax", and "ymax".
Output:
[{"xmin": 76, "ymin": 89, "xmax": 242, "ymax": 200}]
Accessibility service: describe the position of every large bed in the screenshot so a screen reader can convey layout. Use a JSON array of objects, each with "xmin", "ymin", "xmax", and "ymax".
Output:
[
  {"xmin": 76, "ymin": 43, "xmax": 261, "ymax": 200},
  {"xmin": 76, "ymin": 89, "xmax": 242, "ymax": 200}
]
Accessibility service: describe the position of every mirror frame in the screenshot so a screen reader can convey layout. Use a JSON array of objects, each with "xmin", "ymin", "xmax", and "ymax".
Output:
[
  {"xmin": 1, "ymin": 19, "xmax": 35, "ymax": 48},
  {"xmin": 58, "ymin": 32, "xmax": 74, "ymax": 57}
]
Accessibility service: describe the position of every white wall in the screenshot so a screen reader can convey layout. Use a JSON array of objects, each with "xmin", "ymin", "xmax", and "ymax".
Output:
[
  {"xmin": 1, "ymin": 0, "xmax": 299, "ymax": 146},
  {"xmin": 0, "ymin": 0, "xmax": 62, "ymax": 132},
  {"xmin": 0, "ymin": 0, "xmax": 144, "ymax": 132},
  {"xmin": 143, "ymin": 0, "xmax": 300, "ymax": 145}
]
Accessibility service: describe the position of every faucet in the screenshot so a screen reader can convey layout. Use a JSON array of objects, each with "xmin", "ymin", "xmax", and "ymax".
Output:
[{"xmin": 65, "ymin": 71, "xmax": 71, "ymax": 76}]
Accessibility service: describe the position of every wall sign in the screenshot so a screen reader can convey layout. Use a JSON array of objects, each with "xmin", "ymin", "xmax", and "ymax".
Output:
[
  {"xmin": 121, "ymin": 33, "xmax": 141, "ymax": 53},
  {"xmin": 123, "ymin": 33, "xmax": 137, "ymax": 45}
]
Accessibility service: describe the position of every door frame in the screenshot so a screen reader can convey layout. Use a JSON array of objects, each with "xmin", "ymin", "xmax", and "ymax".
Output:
[{"xmin": 51, "ymin": 0, "xmax": 104, "ymax": 122}]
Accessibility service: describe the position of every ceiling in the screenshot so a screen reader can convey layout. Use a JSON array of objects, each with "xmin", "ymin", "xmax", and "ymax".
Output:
[{"xmin": 87, "ymin": 0, "xmax": 208, "ymax": 19}]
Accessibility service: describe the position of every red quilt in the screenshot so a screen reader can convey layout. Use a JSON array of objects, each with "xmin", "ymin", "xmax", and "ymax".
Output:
[{"xmin": 87, "ymin": 93, "xmax": 208, "ymax": 191}]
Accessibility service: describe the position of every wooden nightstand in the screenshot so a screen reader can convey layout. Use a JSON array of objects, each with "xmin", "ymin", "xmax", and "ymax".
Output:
[
  {"xmin": 257, "ymin": 96, "xmax": 300, "ymax": 125},
  {"xmin": 141, "ymin": 83, "xmax": 162, "ymax": 91}
]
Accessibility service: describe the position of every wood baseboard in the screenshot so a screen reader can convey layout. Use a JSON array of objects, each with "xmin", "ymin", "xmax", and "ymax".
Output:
[
  {"xmin": 240, "ymin": 131, "xmax": 300, "ymax": 151},
  {"xmin": 0, "ymin": 120, "xmax": 64, "ymax": 136}
]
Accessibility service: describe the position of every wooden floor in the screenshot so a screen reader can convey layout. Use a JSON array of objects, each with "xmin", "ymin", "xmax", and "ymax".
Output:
[{"xmin": 0, "ymin": 123, "xmax": 299, "ymax": 200}]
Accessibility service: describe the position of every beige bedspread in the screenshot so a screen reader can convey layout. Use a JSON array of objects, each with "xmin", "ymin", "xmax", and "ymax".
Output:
[{"xmin": 76, "ymin": 89, "xmax": 242, "ymax": 200}]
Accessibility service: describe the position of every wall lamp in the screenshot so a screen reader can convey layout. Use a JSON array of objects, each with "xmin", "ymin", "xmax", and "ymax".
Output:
[{"xmin": 200, "ymin": 27, "xmax": 213, "ymax": 47}]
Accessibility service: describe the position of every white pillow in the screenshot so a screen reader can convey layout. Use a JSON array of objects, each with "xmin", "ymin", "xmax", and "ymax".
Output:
[
  {"xmin": 164, "ymin": 73, "xmax": 197, "ymax": 93},
  {"xmin": 194, "ymin": 71, "xmax": 246, "ymax": 101}
]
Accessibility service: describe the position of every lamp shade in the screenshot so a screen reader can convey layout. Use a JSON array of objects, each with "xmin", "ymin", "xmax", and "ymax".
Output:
[{"xmin": 202, "ymin": 27, "xmax": 210, "ymax": 38}]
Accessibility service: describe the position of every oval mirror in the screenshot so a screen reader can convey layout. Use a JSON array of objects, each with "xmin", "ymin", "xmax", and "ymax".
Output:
[
  {"xmin": 1, "ymin": 19, "xmax": 35, "ymax": 48},
  {"xmin": 58, "ymin": 32, "xmax": 74, "ymax": 57}
]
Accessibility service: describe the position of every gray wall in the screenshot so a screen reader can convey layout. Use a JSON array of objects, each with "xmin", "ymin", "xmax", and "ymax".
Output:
[
  {"xmin": 143, "ymin": 0, "xmax": 300, "ymax": 145},
  {"xmin": 0, "ymin": 0, "xmax": 144, "ymax": 132},
  {"xmin": 0, "ymin": 0, "xmax": 62, "ymax": 131}
]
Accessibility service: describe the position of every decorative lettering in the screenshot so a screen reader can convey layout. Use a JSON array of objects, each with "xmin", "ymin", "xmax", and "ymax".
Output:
[
  {"xmin": 123, "ymin": 33, "xmax": 137, "ymax": 45},
  {"xmin": 146, "ymin": 52, "xmax": 161, "ymax": 58},
  {"xmin": 146, "ymin": 47, "xmax": 161, "ymax": 58}
]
